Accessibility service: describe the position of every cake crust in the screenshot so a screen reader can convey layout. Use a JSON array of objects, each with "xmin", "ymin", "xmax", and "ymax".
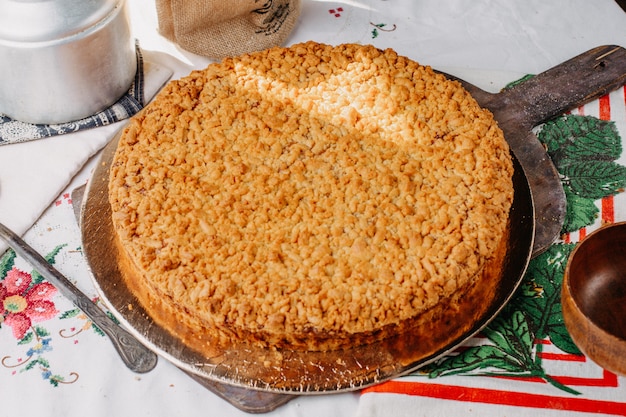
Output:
[{"xmin": 108, "ymin": 41, "xmax": 514, "ymax": 351}]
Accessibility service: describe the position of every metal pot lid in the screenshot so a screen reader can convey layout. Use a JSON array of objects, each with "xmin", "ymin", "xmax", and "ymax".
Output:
[{"xmin": 0, "ymin": 0, "xmax": 120, "ymax": 44}]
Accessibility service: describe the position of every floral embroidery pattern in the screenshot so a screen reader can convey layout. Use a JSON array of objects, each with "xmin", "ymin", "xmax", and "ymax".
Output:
[
  {"xmin": 0, "ymin": 246, "xmax": 98, "ymax": 386},
  {"xmin": 329, "ymin": 7, "xmax": 344, "ymax": 18},
  {"xmin": 370, "ymin": 22, "xmax": 397, "ymax": 38},
  {"xmin": 60, "ymin": 302, "xmax": 118, "ymax": 338},
  {"xmin": 1, "ymin": 267, "xmax": 58, "ymax": 339}
]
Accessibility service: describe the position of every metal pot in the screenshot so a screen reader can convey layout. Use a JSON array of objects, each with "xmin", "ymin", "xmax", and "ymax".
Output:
[{"xmin": 0, "ymin": 0, "xmax": 135, "ymax": 124}]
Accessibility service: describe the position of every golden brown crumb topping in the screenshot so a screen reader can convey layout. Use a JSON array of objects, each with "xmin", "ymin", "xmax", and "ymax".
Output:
[{"xmin": 109, "ymin": 42, "xmax": 513, "ymax": 341}]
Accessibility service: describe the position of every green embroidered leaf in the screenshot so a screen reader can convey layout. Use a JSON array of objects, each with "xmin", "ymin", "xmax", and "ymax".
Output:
[
  {"xmin": 486, "ymin": 310, "xmax": 534, "ymax": 361},
  {"xmin": 426, "ymin": 310, "xmax": 536, "ymax": 378},
  {"xmin": 517, "ymin": 300, "xmax": 544, "ymax": 331},
  {"xmin": 18, "ymin": 332, "xmax": 34, "ymax": 345},
  {"xmin": 371, "ymin": 28, "xmax": 379, "ymax": 38},
  {"xmin": 549, "ymin": 320, "xmax": 582, "ymax": 355},
  {"xmin": 90, "ymin": 310, "xmax": 119, "ymax": 336},
  {"xmin": 504, "ymin": 74, "xmax": 534, "ymax": 89},
  {"xmin": 106, "ymin": 311, "xmax": 120, "ymax": 325},
  {"xmin": 0, "ymin": 248, "xmax": 16, "ymax": 278},
  {"xmin": 536, "ymin": 114, "xmax": 626, "ymax": 206},
  {"xmin": 24, "ymin": 357, "xmax": 50, "ymax": 371},
  {"xmin": 24, "ymin": 359, "xmax": 38, "ymax": 371},
  {"xmin": 562, "ymin": 188, "xmax": 598, "ymax": 234},
  {"xmin": 34, "ymin": 325, "xmax": 50, "ymax": 337},
  {"xmin": 59, "ymin": 309, "xmax": 81, "ymax": 319},
  {"xmin": 538, "ymin": 115, "xmax": 621, "ymax": 168},
  {"xmin": 428, "ymin": 345, "xmax": 522, "ymax": 378},
  {"xmin": 31, "ymin": 244, "xmax": 67, "ymax": 284},
  {"xmin": 92, "ymin": 323, "xmax": 105, "ymax": 337},
  {"xmin": 562, "ymin": 160, "xmax": 626, "ymax": 200},
  {"xmin": 59, "ymin": 308, "xmax": 81, "ymax": 320},
  {"xmin": 512, "ymin": 245, "xmax": 563, "ymax": 333},
  {"xmin": 481, "ymin": 322, "xmax": 517, "ymax": 356},
  {"xmin": 512, "ymin": 244, "xmax": 579, "ymax": 354},
  {"xmin": 45, "ymin": 244, "xmax": 66, "ymax": 264},
  {"xmin": 536, "ymin": 114, "xmax": 626, "ymax": 231}
]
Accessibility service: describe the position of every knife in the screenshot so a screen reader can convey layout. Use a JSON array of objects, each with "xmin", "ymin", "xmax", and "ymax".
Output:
[{"xmin": 0, "ymin": 220, "xmax": 158, "ymax": 373}]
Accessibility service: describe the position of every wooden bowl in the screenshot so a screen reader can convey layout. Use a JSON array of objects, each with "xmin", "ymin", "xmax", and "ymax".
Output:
[{"xmin": 562, "ymin": 222, "xmax": 626, "ymax": 375}]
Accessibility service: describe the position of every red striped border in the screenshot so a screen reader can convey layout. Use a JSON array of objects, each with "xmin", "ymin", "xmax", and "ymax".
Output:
[
  {"xmin": 363, "ymin": 380, "xmax": 626, "ymax": 415},
  {"xmin": 491, "ymin": 369, "xmax": 619, "ymax": 388},
  {"xmin": 600, "ymin": 94, "xmax": 615, "ymax": 224}
]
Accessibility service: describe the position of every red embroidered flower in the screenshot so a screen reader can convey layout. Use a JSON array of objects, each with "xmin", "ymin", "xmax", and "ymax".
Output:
[{"xmin": 0, "ymin": 267, "xmax": 58, "ymax": 339}]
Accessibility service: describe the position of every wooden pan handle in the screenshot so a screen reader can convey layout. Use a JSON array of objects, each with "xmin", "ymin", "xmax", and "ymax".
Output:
[{"xmin": 503, "ymin": 45, "xmax": 626, "ymax": 127}]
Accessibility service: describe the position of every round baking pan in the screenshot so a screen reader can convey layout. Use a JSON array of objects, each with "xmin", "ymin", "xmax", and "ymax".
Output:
[{"xmin": 80, "ymin": 127, "xmax": 534, "ymax": 394}]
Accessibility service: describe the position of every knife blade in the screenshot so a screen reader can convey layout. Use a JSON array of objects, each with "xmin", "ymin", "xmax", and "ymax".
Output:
[{"xmin": 0, "ymin": 220, "xmax": 158, "ymax": 373}]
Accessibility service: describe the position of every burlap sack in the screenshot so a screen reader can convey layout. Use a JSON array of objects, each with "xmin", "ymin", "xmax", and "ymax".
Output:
[{"xmin": 155, "ymin": 0, "xmax": 302, "ymax": 60}]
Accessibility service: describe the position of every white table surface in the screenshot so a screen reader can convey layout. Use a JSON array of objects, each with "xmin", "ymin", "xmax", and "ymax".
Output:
[{"xmin": 1, "ymin": 1, "xmax": 626, "ymax": 416}]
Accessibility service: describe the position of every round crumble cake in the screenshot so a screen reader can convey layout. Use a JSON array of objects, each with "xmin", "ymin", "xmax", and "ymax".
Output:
[{"xmin": 108, "ymin": 41, "xmax": 514, "ymax": 352}]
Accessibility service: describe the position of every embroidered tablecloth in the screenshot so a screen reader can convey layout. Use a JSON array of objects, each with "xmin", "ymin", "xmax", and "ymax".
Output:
[{"xmin": 1, "ymin": 1, "xmax": 626, "ymax": 416}]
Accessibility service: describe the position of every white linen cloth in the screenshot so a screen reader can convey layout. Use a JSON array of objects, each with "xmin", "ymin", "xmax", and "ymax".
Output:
[{"xmin": 1, "ymin": 1, "xmax": 626, "ymax": 417}]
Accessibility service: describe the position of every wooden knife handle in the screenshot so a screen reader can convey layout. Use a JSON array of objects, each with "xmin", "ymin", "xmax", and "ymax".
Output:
[{"xmin": 503, "ymin": 45, "xmax": 626, "ymax": 127}]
